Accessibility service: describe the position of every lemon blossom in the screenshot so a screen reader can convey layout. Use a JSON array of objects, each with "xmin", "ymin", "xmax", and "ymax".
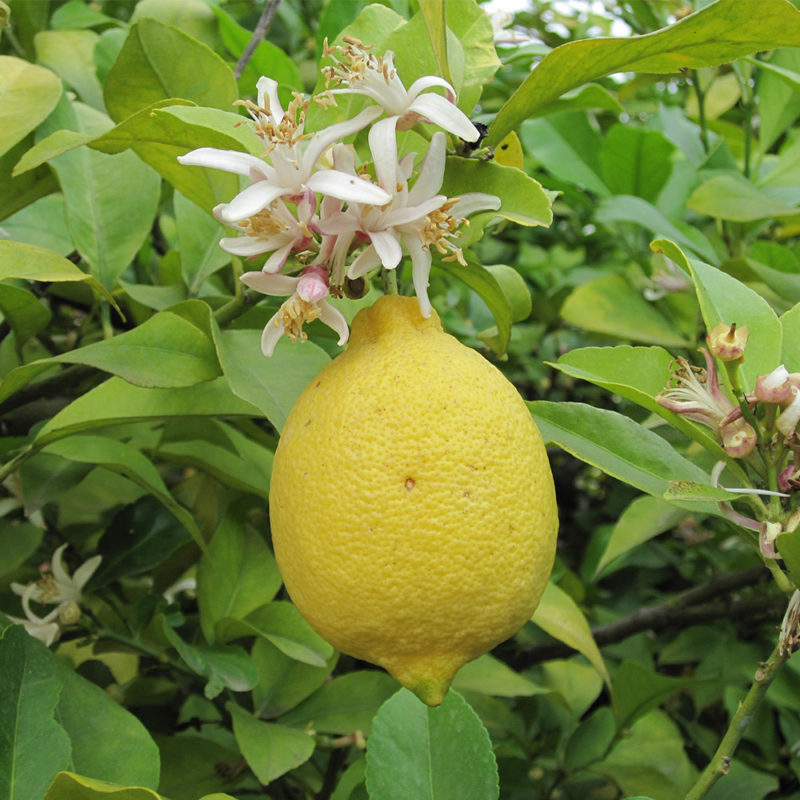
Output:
[
  {"xmin": 319, "ymin": 131, "xmax": 500, "ymax": 317},
  {"xmin": 322, "ymin": 38, "xmax": 480, "ymax": 143},
  {"xmin": 7, "ymin": 584, "xmax": 62, "ymax": 646},
  {"xmin": 178, "ymin": 77, "xmax": 390, "ymax": 224},
  {"xmin": 11, "ymin": 543, "xmax": 101, "ymax": 606},
  {"xmin": 241, "ymin": 265, "xmax": 349, "ymax": 356}
]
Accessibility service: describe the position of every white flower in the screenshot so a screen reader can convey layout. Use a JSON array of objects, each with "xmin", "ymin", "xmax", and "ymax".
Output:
[
  {"xmin": 7, "ymin": 584, "xmax": 62, "ymax": 646},
  {"xmin": 322, "ymin": 38, "xmax": 480, "ymax": 143},
  {"xmin": 319, "ymin": 131, "xmax": 500, "ymax": 317},
  {"xmin": 214, "ymin": 191, "xmax": 318, "ymax": 273},
  {"xmin": 11, "ymin": 543, "xmax": 101, "ymax": 606},
  {"xmin": 178, "ymin": 78, "xmax": 390, "ymax": 224},
  {"xmin": 241, "ymin": 265, "xmax": 349, "ymax": 356}
]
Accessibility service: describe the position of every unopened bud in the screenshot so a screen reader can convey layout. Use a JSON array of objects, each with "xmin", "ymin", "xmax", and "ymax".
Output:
[
  {"xmin": 755, "ymin": 365, "xmax": 793, "ymax": 404},
  {"xmin": 721, "ymin": 417, "xmax": 757, "ymax": 457},
  {"xmin": 760, "ymin": 521, "xmax": 781, "ymax": 559},
  {"xmin": 779, "ymin": 465, "xmax": 799, "ymax": 493},
  {"xmin": 58, "ymin": 601, "xmax": 81, "ymax": 625},
  {"xmin": 707, "ymin": 322, "xmax": 749, "ymax": 362},
  {"xmin": 777, "ymin": 387, "xmax": 800, "ymax": 438}
]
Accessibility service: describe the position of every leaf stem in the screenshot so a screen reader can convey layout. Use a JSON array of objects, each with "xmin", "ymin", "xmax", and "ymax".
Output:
[
  {"xmin": 381, "ymin": 267, "xmax": 398, "ymax": 295},
  {"xmin": 684, "ymin": 641, "xmax": 790, "ymax": 800},
  {"xmin": 691, "ymin": 70, "xmax": 710, "ymax": 153}
]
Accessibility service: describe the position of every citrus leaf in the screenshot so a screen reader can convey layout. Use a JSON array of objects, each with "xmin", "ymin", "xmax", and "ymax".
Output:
[
  {"xmin": 532, "ymin": 581, "xmax": 610, "ymax": 687},
  {"xmin": 451, "ymin": 654, "xmax": 549, "ymax": 698},
  {"xmin": 365, "ymin": 688, "xmax": 498, "ymax": 800},
  {"xmin": 687, "ymin": 173, "xmax": 798, "ymax": 221},
  {"xmin": 45, "ymin": 772, "xmax": 164, "ymax": 799}
]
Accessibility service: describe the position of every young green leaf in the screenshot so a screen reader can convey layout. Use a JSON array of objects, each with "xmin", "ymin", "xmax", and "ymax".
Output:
[{"xmin": 45, "ymin": 772, "xmax": 164, "ymax": 800}]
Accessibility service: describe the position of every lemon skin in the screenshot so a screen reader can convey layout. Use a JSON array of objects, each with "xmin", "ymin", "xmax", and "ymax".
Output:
[{"xmin": 269, "ymin": 295, "xmax": 558, "ymax": 706}]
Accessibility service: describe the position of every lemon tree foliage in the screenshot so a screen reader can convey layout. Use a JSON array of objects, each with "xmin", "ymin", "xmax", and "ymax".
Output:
[{"xmin": 3, "ymin": 1, "xmax": 800, "ymax": 799}]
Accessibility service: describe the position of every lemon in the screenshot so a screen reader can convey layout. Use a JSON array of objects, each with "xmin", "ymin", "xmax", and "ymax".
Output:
[{"xmin": 269, "ymin": 295, "xmax": 558, "ymax": 706}]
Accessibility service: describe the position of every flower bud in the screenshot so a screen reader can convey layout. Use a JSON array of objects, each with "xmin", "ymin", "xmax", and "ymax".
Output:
[
  {"xmin": 755, "ymin": 365, "xmax": 793, "ymax": 404},
  {"xmin": 777, "ymin": 386, "xmax": 800, "ymax": 439},
  {"xmin": 721, "ymin": 417, "xmax": 757, "ymax": 458},
  {"xmin": 760, "ymin": 520, "xmax": 782, "ymax": 559},
  {"xmin": 57, "ymin": 601, "xmax": 81, "ymax": 625},
  {"xmin": 707, "ymin": 322, "xmax": 749, "ymax": 362},
  {"xmin": 779, "ymin": 465, "xmax": 799, "ymax": 493}
]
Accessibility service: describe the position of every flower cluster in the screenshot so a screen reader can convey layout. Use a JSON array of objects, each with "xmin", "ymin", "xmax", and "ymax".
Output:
[
  {"xmin": 178, "ymin": 38, "xmax": 500, "ymax": 355},
  {"xmin": 8, "ymin": 544, "xmax": 101, "ymax": 645}
]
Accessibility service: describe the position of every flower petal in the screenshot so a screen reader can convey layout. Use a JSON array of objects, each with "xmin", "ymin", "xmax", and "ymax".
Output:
[
  {"xmin": 220, "ymin": 236, "xmax": 275, "ymax": 257},
  {"xmin": 241, "ymin": 271, "xmax": 300, "ymax": 296},
  {"xmin": 261, "ymin": 312, "xmax": 285, "ymax": 356},
  {"xmin": 307, "ymin": 169, "xmax": 390, "ymax": 206},
  {"xmin": 450, "ymin": 192, "xmax": 502, "ymax": 217},
  {"xmin": 347, "ymin": 245, "xmax": 381, "ymax": 278},
  {"xmin": 404, "ymin": 234, "xmax": 433, "ymax": 318},
  {"xmin": 391, "ymin": 195, "xmax": 447, "ymax": 227},
  {"xmin": 256, "ymin": 76, "xmax": 283, "ymax": 118},
  {"xmin": 407, "ymin": 132, "xmax": 446, "ymax": 205},
  {"xmin": 220, "ymin": 182, "xmax": 289, "ymax": 223},
  {"xmin": 370, "ymin": 229, "xmax": 403, "ymax": 269},
  {"xmin": 407, "ymin": 74, "xmax": 457, "ymax": 103},
  {"xmin": 263, "ymin": 242, "xmax": 295, "ymax": 273},
  {"xmin": 368, "ymin": 116, "xmax": 399, "ymax": 190},
  {"xmin": 71, "ymin": 554, "xmax": 102, "ymax": 591},
  {"xmin": 303, "ymin": 105, "xmax": 383, "ymax": 171},
  {"xmin": 318, "ymin": 300, "xmax": 350, "ymax": 345},
  {"xmin": 178, "ymin": 148, "xmax": 270, "ymax": 178},
  {"xmin": 408, "ymin": 93, "xmax": 480, "ymax": 141}
]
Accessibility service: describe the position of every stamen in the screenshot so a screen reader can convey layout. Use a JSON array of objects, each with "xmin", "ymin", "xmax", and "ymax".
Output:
[{"xmin": 279, "ymin": 296, "xmax": 322, "ymax": 343}]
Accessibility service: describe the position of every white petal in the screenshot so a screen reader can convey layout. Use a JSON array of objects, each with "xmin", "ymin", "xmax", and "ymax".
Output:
[
  {"xmin": 368, "ymin": 116, "xmax": 399, "ymax": 190},
  {"xmin": 391, "ymin": 195, "xmax": 446, "ymax": 227},
  {"xmin": 241, "ymin": 271, "xmax": 299, "ymax": 296},
  {"xmin": 50, "ymin": 544, "xmax": 70, "ymax": 585},
  {"xmin": 369, "ymin": 229, "xmax": 403, "ymax": 269},
  {"xmin": 318, "ymin": 301, "xmax": 350, "ymax": 345},
  {"xmin": 307, "ymin": 169, "xmax": 391, "ymax": 206},
  {"xmin": 263, "ymin": 243, "xmax": 295, "ymax": 273},
  {"xmin": 221, "ymin": 182, "xmax": 289, "ymax": 223},
  {"xmin": 261, "ymin": 313, "xmax": 285, "ymax": 357},
  {"xmin": 408, "ymin": 132, "xmax": 446, "ymax": 205},
  {"xmin": 407, "ymin": 75, "xmax": 457, "ymax": 103},
  {"xmin": 303, "ymin": 106, "xmax": 383, "ymax": 171},
  {"xmin": 405, "ymin": 235, "xmax": 433, "ymax": 317},
  {"xmin": 178, "ymin": 148, "xmax": 270, "ymax": 178},
  {"xmin": 408, "ymin": 93, "xmax": 480, "ymax": 141},
  {"xmin": 347, "ymin": 245, "xmax": 381, "ymax": 278},
  {"xmin": 256, "ymin": 76, "xmax": 282, "ymax": 118},
  {"xmin": 451, "ymin": 192, "xmax": 502, "ymax": 217},
  {"xmin": 317, "ymin": 211, "xmax": 361, "ymax": 236},
  {"xmin": 71, "ymin": 554, "xmax": 101, "ymax": 590},
  {"xmin": 220, "ymin": 236, "xmax": 273, "ymax": 257}
]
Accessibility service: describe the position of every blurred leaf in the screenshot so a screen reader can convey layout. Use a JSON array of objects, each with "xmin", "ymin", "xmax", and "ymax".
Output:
[
  {"xmin": 41, "ymin": 436, "xmax": 201, "ymax": 545},
  {"xmin": 37, "ymin": 96, "xmax": 161, "ymax": 291},
  {"xmin": 532, "ymin": 581, "xmax": 609, "ymax": 686},
  {"xmin": 53, "ymin": 657, "xmax": 160, "ymax": 788},
  {"xmin": 746, "ymin": 241, "xmax": 800, "ymax": 304},
  {"xmin": 34, "ymin": 29, "xmax": 103, "ymax": 110},
  {"xmin": 759, "ymin": 49, "xmax": 800, "ymax": 151},
  {"xmin": 155, "ymin": 735, "xmax": 242, "ymax": 800},
  {"xmin": 529, "ymin": 401, "xmax": 719, "ymax": 515},
  {"xmin": 703, "ymin": 759, "xmax": 778, "ymax": 800},
  {"xmin": 103, "ymin": 19, "xmax": 237, "ymax": 123},
  {"xmin": 174, "ymin": 191, "xmax": 229, "ymax": 293},
  {"xmin": 365, "ymin": 689, "xmax": 498, "ymax": 800},
  {"xmin": 212, "ymin": 328, "xmax": 330, "ymax": 432},
  {"xmin": 0, "ymin": 56, "xmax": 61, "ymax": 158},
  {"xmin": 487, "ymin": 0, "xmax": 800, "ymax": 146},
  {"xmin": 689, "ymin": 259, "xmax": 782, "ymax": 390},
  {"xmin": 540, "ymin": 659, "xmax": 604, "ymax": 718},
  {"xmin": 0, "ymin": 283, "xmax": 50, "ymax": 342},
  {"xmin": 0, "ymin": 521, "xmax": 43, "ymax": 578},
  {"xmin": 0, "ymin": 626, "xmax": 71, "ymax": 800},
  {"xmin": 130, "ymin": 0, "xmax": 217, "ymax": 49},
  {"xmin": 196, "ymin": 514, "xmax": 282, "ymax": 645},
  {"xmin": 51, "ymin": 0, "xmax": 119, "ymax": 29},
  {"xmin": 540, "ymin": 83, "xmax": 623, "ymax": 117},
  {"xmin": 45, "ymin": 772, "xmax": 164, "ymax": 799},
  {"xmin": 419, "ymin": 0, "xmax": 449, "ymax": 85},
  {"xmin": 600, "ymin": 125, "xmax": 676, "ymax": 203},
  {"xmin": 777, "ymin": 530, "xmax": 800, "ymax": 590},
  {"xmin": 228, "ymin": 703, "xmax": 315, "ymax": 785},
  {"xmin": 564, "ymin": 707, "xmax": 616, "ymax": 771},
  {"xmin": 34, "ymin": 377, "xmax": 260, "ymax": 446},
  {"xmin": 687, "ymin": 173, "xmax": 797, "ymax": 221},
  {"xmin": 452, "ymin": 654, "xmax": 549, "ymax": 698},
  {"xmin": 0, "ymin": 194, "xmax": 72, "ymax": 256},
  {"xmin": 595, "ymin": 496, "xmax": 686, "ymax": 578},
  {"xmin": 280, "ymin": 671, "xmax": 399, "ymax": 735},
  {"xmin": 781, "ymin": 303, "xmax": 800, "ymax": 373},
  {"xmin": 485, "ymin": 264, "xmax": 532, "ymax": 322},
  {"xmin": 560, "ymin": 273, "xmax": 688, "ymax": 347}
]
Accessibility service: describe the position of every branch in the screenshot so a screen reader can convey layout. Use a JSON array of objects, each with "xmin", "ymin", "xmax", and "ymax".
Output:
[{"xmin": 234, "ymin": 0, "xmax": 283, "ymax": 80}]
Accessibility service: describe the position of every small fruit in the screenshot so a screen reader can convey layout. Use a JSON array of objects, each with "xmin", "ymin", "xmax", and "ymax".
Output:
[{"xmin": 269, "ymin": 295, "xmax": 558, "ymax": 705}]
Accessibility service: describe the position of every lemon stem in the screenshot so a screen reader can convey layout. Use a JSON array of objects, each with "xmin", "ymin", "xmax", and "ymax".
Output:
[{"xmin": 381, "ymin": 266, "xmax": 398, "ymax": 295}]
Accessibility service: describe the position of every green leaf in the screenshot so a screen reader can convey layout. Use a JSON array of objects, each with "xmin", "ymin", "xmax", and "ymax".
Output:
[
  {"xmin": 688, "ymin": 259, "xmax": 782, "ymax": 390},
  {"xmin": 564, "ymin": 707, "xmax": 616, "ymax": 771},
  {"xmin": 34, "ymin": 377, "xmax": 260, "ymax": 446},
  {"xmin": 57, "ymin": 307, "xmax": 221, "ymax": 387},
  {"xmin": 746, "ymin": 241, "xmax": 800, "ymax": 304},
  {"xmin": 0, "ymin": 56, "xmax": 61, "ymax": 158},
  {"xmin": 532, "ymin": 581, "xmax": 609, "ymax": 686},
  {"xmin": 781, "ymin": 303, "xmax": 800, "ymax": 373},
  {"xmin": 436, "ymin": 258, "xmax": 512, "ymax": 355},
  {"xmin": 419, "ymin": 0, "xmax": 450, "ymax": 85},
  {"xmin": 174, "ymin": 191, "xmax": 230, "ymax": 293},
  {"xmin": 594, "ymin": 496, "xmax": 686, "ymax": 578},
  {"xmin": 540, "ymin": 659, "xmax": 604, "ymax": 718},
  {"xmin": 599, "ymin": 125, "xmax": 676, "ymax": 203},
  {"xmin": 228, "ymin": 703, "xmax": 315, "ymax": 785},
  {"xmin": 0, "ymin": 521, "xmax": 43, "ymax": 578},
  {"xmin": 34, "ymin": 29, "xmax": 103, "ymax": 110},
  {"xmin": 45, "ymin": 772, "xmax": 164, "ymax": 799},
  {"xmin": 451, "ymin": 654, "xmax": 549, "ymax": 698},
  {"xmin": 687, "ymin": 173, "xmax": 798, "ymax": 221},
  {"xmin": 663, "ymin": 481, "xmax": 743, "ymax": 503},
  {"xmin": 53, "ymin": 658, "xmax": 160, "ymax": 789},
  {"xmin": 280, "ymin": 671, "xmax": 399, "ymax": 735},
  {"xmin": 759, "ymin": 49, "xmax": 800, "ymax": 151},
  {"xmin": 528, "ymin": 401, "xmax": 719, "ymax": 515},
  {"xmin": 41, "ymin": 435, "xmax": 201, "ymax": 545},
  {"xmin": 553, "ymin": 345, "xmax": 729, "ymax": 460},
  {"xmin": 777, "ymin": 530, "xmax": 800, "ymax": 589},
  {"xmin": 37, "ymin": 97, "xmax": 161, "ymax": 291},
  {"xmin": 196, "ymin": 514, "xmax": 282, "ymax": 645},
  {"xmin": 703, "ymin": 760, "xmax": 778, "ymax": 800},
  {"xmin": 0, "ymin": 283, "xmax": 51, "ymax": 342},
  {"xmin": 0, "ymin": 194, "xmax": 72, "ymax": 256},
  {"xmin": 212, "ymin": 328, "xmax": 330, "ymax": 432},
  {"xmin": 560, "ymin": 273, "xmax": 688, "ymax": 347},
  {"xmin": 0, "ymin": 240, "xmax": 116, "ymax": 306},
  {"xmin": 103, "ymin": 19, "xmax": 237, "ymax": 123},
  {"xmin": 130, "ymin": 0, "xmax": 218, "ymax": 49},
  {"xmin": 0, "ymin": 626, "xmax": 72, "ymax": 800},
  {"xmin": 366, "ymin": 689, "xmax": 498, "ymax": 800},
  {"xmin": 486, "ymin": 0, "xmax": 800, "ymax": 146}
]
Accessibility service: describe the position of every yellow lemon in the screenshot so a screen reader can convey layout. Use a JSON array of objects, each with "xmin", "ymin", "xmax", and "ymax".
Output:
[{"xmin": 269, "ymin": 295, "xmax": 558, "ymax": 705}]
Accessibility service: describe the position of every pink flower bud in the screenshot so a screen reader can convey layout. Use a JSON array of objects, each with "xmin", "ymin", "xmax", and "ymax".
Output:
[
  {"xmin": 721, "ymin": 417, "xmax": 757, "ymax": 458},
  {"xmin": 296, "ymin": 266, "xmax": 331, "ymax": 303},
  {"xmin": 779, "ymin": 465, "xmax": 798, "ymax": 493},
  {"xmin": 755, "ymin": 365, "xmax": 793, "ymax": 404},
  {"xmin": 707, "ymin": 322, "xmax": 749, "ymax": 362}
]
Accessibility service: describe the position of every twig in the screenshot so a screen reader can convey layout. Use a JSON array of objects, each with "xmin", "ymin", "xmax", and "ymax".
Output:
[
  {"xmin": 684, "ymin": 641, "xmax": 790, "ymax": 799},
  {"xmin": 234, "ymin": 0, "xmax": 283, "ymax": 80}
]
